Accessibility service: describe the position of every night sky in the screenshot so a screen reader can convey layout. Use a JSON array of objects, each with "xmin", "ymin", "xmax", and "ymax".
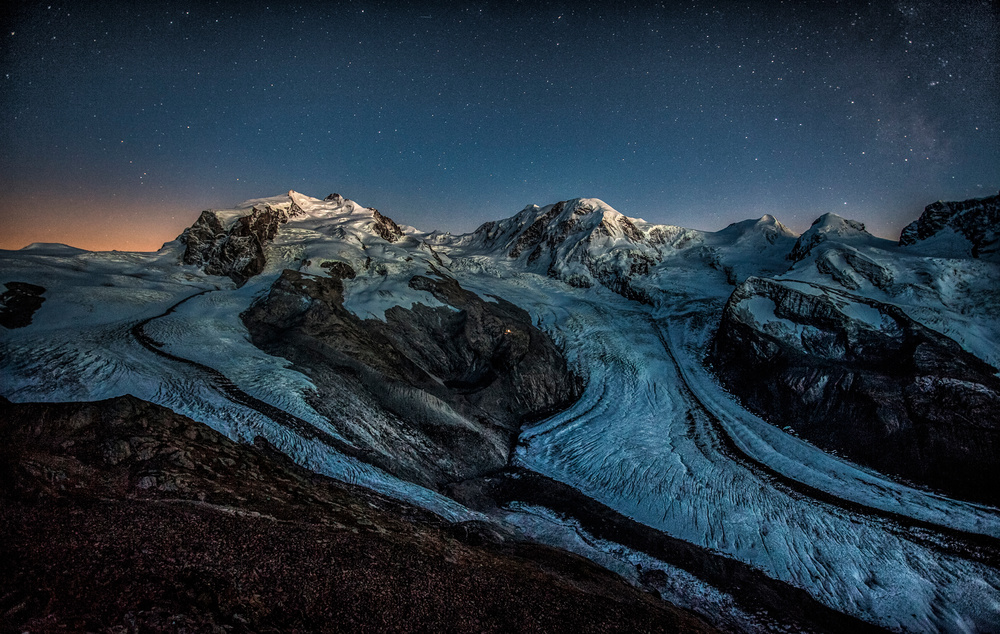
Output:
[{"xmin": 2, "ymin": 1, "xmax": 997, "ymax": 251}]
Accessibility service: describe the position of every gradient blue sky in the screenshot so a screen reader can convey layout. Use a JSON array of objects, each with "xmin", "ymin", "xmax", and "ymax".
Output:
[{"xmin": 2, "ymin": 0, "xmax": 997, "ymax": 250}]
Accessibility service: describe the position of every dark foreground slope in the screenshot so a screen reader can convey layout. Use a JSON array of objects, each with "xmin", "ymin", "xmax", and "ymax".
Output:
[{"xmin": 0, "ymin": 396, "xmax": 713, "ymax": 634}]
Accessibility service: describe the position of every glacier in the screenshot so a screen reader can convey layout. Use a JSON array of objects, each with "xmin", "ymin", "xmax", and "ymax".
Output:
[{"xmin": 3, "ymin": 190, "xmax": 999, "ymax": 632}]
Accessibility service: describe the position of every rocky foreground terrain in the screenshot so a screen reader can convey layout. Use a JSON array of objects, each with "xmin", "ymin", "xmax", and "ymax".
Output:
[{"xmin": 0, "ymin": 395, "xmax": 714, "ymax": 633}]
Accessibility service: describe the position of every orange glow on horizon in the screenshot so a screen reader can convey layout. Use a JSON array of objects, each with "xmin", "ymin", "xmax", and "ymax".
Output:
[{"xmin": 1, "ymin": 195, "xmax": 200, "ymax": 253}]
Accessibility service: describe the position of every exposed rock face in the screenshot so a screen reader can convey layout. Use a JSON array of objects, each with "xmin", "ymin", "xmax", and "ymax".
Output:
[
  {"xmin": 710, "ymin": 276, "xmax": 1000, "ymax": 504},
  {"xmin": 899, "ymin": 192, "xmax": 1000, "ymax": 259},
  {"xmin": 469, "ymin": 198, "xmax": 698, "ymax": 302},
  {"xmin": 0, "ymin": 281, "xmax": 45, "ymax": 329},
  {"xmin": 180, "ymin": 202, "xmax": 304, "ymax": 285},
  {"xmin": 240, "ymin": 267, "xmax": 583, "ymax": 490},
  {"xmin": 371, "ymin": 208, "xmax": 404, "ymax": 243},
  {"xmin": 0, "ymin": 395, "xmax": 712, "ymax": 633}
]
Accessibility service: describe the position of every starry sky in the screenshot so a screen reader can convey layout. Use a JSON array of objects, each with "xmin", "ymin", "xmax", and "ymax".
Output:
[{"xmin": 2, "ymin": 0, "xmax": 997, "ymax": 251}]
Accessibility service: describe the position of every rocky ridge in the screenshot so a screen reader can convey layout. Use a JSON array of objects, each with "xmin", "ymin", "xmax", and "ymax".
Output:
[
  {"xmin": 240, "ymin": 265, "xmax": 583, "ymax": 490},
  {"xmin": 372, "ymin": 208, "xmax": 405, "ymax": 243},
  {"xmin": 464, "ymin": 198, "xmax": 701, "ymax": 301},
  {"xmin": 179, "ymin": 191, "xmax": 414, "ymax": 286},
  {"xmin": 709, "ymin": 276, "xmax": 1000, "ymax": 504},
  {"xmin": 899, "ymin": 191, "xmax": 1000, "ymax": 259},
  {"xmin": 180, "ymin": 201, "xmax": 306, "ymax": 285}
]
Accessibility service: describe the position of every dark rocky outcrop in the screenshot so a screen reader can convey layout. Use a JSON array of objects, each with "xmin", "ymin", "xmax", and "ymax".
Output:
[
  {"xmin": 371, "ymin": 208, "xmax": 404, "ymax": 243},
  {"xmin": 709, "ymin": 277, "xmax": 1000, "ymax": 505},
  {"xmin": 180, "ymin": 202, "xmax": 304, "ymax": 285},
  {"xmin": 0, "ymin": 395, "xmax": 713, "ymax": 633},
  {"xmin": 0, "ymin": 281, "xmax": 45, "ymax": 329},
  {"xmin": 240, "ymin": 267, "xmax": 583, "ymax": 490},
  {"xmin": 899, "ymin": 192, "xmax": 1000, "ymax": 259},
  {"xmin": 508, "ymin": 201, "xmax": 566, "ymax": 258}
]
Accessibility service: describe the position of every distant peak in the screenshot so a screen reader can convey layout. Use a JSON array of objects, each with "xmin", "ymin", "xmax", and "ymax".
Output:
[
  {"xmin": 287, "ymin": 190, "xmax": 324, "ymax": 210},
  {"xmin": 808, "ymin": 212, "xmax": 868, "ymax": 234},
  {"xmin": 19, "ymin": 242, "xmax": 89, "ymax": 254},
  {"xmin": 789, "ymin": 212, "xmax": 873, "ymax": 262},
  {"xmin": 811, "ymin": 212, "xmax": 845, "ymax": 225}
]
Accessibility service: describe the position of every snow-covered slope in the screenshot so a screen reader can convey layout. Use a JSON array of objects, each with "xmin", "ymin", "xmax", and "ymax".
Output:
[
  {"xmin": 2, "ymin": 189, "xmax": 999, "ymax": 632},
  {"xmin": 456, "ymin": 198, "xmax": 704, "ymax": 301},
  {"xmin": 788, "ymin": 213, "xmax": 889, "ymax": 262},
  {"xmin": 777, "ymin": 208, "xmax": 1000, "ymax": 370}
]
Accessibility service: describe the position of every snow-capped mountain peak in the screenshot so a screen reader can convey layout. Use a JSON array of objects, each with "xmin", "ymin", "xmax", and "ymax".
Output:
[
  {"xmin": 468, "ymin": 197, "xmax": 673, "ymax": 257},
  {"xmin": 457, "ymin": 198, "xmax": 698, "ymax": 299},
  {"xmin": 788, "ymin": 212, "xmax": 878, "ymax": 262},
  {"xmin": 173, "ymin": 189, "xmax": 417, "ymax": 286},
  {"xmin": 286, "ymin": 189, "xmax": 325, "ymax": 214},
  {"xmin": 4, "ymin": 188, "xmax": 1000, "ymax": 633},
  {"xmin": 714, "ymin": 214, "xmax": 797, "ymax": 246},
  {"xmin": 281, "ymin": 190, "xmax": 375, "ymax": 219},
  {"xmin": 809, "ymin": 212, "xmax": 866, "ymax": 233},
  {"xmin": 756, "ymin": 213, "xmax": 796, "ymax": 234}
]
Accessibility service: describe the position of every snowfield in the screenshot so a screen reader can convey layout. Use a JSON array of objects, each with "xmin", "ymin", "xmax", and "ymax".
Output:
[{"xmin": 3, "ymin": 191, "xmax": 999, "ymax": 632}]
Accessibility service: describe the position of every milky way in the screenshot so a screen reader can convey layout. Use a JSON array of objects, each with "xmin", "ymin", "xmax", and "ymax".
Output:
[{"xmin": 1, "ymin": 0, "xmax": 997, "ymax": 250}]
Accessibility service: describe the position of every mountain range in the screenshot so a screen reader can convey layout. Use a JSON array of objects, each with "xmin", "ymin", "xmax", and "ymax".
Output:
[{"xmin": 2, "ymin": 189, "xmax": 998, "ymax": 633}]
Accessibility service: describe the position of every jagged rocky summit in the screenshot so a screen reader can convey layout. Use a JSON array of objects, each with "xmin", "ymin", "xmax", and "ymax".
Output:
[
  {"xmin": 461, "ymin": 198, "xmax": 699, "ymax": 302},
  {"xmin": 180, "ymin": 200, "xmax": 305, "ymax": 285},
  {"xmin": 900, "ymin": 191, "xmax": 1000, "ymax": 259},
  {"xmin": 179, "ymin": 191, "xmax": 409, "ymax": 285}
]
